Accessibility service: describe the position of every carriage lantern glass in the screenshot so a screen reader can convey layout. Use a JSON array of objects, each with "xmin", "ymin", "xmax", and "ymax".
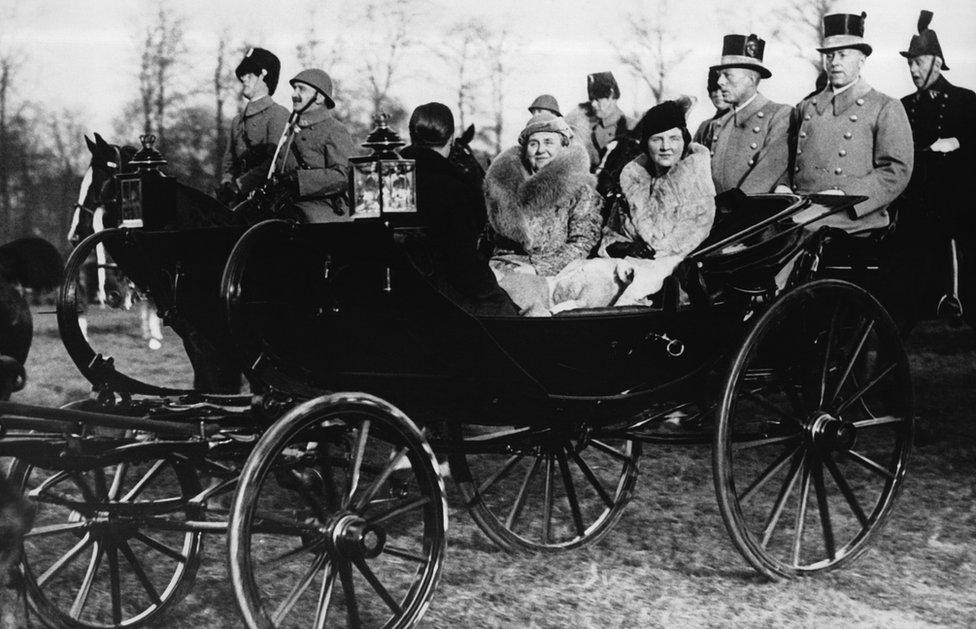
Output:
[
  {"xmin": 350, "ymin": 114, "xmax": 417, "ymax": 220},
  {"xmin": 117, "ymin": 135, "xmax": 175, "ymax": 230}
]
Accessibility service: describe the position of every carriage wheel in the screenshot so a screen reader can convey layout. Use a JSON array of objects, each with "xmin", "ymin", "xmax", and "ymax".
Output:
[
  {"xmin": 8, "ymin": 456, "xmax": 204, "ymax": 628},
  {"xmin": 228, "ymin": 393, "xmax": 446, "ymax": 629},
  {"xmin": 448, "ymin": 423, "xmax": 641, "ymax": 554},
  {"xmin": 714, "ymin": 279, "xmax": 912, "ymax": 579},
  {"xmin": 59, "ymin": 229, "xmax": 193, "ymax": 395}
]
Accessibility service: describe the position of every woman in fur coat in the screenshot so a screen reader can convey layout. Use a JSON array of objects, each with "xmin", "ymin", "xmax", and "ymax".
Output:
[{"xmin": 484, "ymin": 112, "xmax": 603, "ymax": 310}]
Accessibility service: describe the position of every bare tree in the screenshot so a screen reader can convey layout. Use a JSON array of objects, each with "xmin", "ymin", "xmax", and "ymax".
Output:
[
  {"xmin": 356, "ymin": 0, "xmax": 427, "ymax": 120},
  {"xmin": 213, "ymin": 31, "xmax": 235, "ymax": 179},
  {"xmin": 613, "ymin": 0, "xmax": 691, "ymax": 105},
  {"xmin": 475, "ymin": 23, "xmax": 516, "ymax": 155},
  {"xmin": 435, "ymin": 19, "xmax": 485, "ymax": 131},
  {"xmin": 0, "ymin": 53, "xmax": 16, "ymax": 230},
  {"xmin": 769, "ymin": 0, "xmax": 837, "ymax": 73},
  {"xmin": 133, "ymin": 4, "xmax": 188, "ymax": 152}
]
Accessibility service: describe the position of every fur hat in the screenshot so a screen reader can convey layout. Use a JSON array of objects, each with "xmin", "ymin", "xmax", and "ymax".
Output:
[
  {"xmin": 638, "ymin": 99, "xmax": 689, "ymax": 145},
  {"xmin": 900, "ymin": 10, "xmax": 949, "ymax": 70},
  {"xmin": 528, "ymin": 94, "xmax": 561, "ymax": 116},
  {"xmin": 817, "ymin": 13, "xmax": 873, "ymax": 56},
  {"xmin": 707, "ymin": 68, "xmax": 721, "ymax": 93},
  {"xmin": 587, "ymin": 72, "xmax": 620, "ymax": 101},
  {"xmin": 235, "ymin": 48, "xmax": 281, "ymax": 95},
  {"xmin": 518, "ymin": 112, "xmax": 573, "ymax": 146}
]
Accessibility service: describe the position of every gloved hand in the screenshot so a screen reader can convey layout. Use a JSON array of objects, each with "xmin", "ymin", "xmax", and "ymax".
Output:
[
  {"xmin": 605, "ymin": 240, "xmax": 655, "ymax": 259},
  {"xmin": 268, "ymin": 170, "xmax": 299, "ymax": 195},
  {"xmin": 217, "ymin": 181, "xmax": 239, "ymax": 206}
]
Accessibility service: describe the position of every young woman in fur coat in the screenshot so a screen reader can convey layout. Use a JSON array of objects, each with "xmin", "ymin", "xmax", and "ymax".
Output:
[{"xmin": 483, "ymin": 112, "xmax": 603, "ymax": 310}]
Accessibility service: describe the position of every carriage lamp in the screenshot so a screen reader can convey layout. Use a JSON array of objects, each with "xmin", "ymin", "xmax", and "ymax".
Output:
[
  {"xmin": 117, "ymin": 134, "xmax": 178, "ymax": 230},
  {"xmin": 350, "ymin": 114, "xmax": 417, "ymax": 220}
]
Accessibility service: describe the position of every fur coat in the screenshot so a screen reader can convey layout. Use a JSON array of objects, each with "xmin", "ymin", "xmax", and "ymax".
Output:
[
  {"xmin": 485, "ymin": 141, "xmax": 603, "ymax": 276},
  {"xmin": 602, "ymin": 142, "xmax": 716, "ymax": 258}
]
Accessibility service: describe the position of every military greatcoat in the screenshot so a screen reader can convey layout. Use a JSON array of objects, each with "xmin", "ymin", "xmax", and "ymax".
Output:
[
  {"xmin": 274, "ymin": 106, "xmax": 357, "ymax": 223},
  {"xmin": 220, "ymin": 96, "xmax": 290, "ymax": 195},
  {"xmin": 786, "ymin": 79, "xmax": 914, "ymax": 233},
  {"xmin": 703, "ymin": 93, "xmax": 791, "ymax": 195}
]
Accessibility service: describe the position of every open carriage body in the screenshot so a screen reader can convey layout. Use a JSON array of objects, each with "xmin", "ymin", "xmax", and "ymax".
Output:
[{"xmin": 0, "ymin": 189, "xmax": 914, "ymax": 628}]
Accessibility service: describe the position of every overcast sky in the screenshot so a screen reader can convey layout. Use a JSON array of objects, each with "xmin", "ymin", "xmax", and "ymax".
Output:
[{"xmin": 3, "ymin": 0, "xmax": 975, "ymax": 148}]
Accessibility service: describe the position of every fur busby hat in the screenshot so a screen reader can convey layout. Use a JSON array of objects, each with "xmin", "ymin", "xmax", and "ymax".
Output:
[
  {"xmin": 818, "ymin": 13, "xmax": 873, "ymax": 56},
  {"xmin": 528, "ymin": 94, "xmax": 562, "ymax": 116},
  {"xmin": 707, "ymin": 68, "xmax": 721, "ymax": 93},
  {"xmin": 638, "ymin": 99, "xmax": 691, "ymax": 147},
  {"xmin": 518, "ymin": 111, "xmax": 574, "ymax": 146},
  {"xmin": 900, "ymin": 10, "xmax": 949, "ymax": 70},
  {"xmin": 290, "ymin": 69, "xmax": 336, "ymax": 109},
  {"xmin": 587, "ymin": 71, "xmax": 620, "ymax": 101},
  {"xmin": 235, "ymin": 47, "xmax": 281, "ymax": 95},
  {"xmin": 710, "ymin": 34, "xmax": 772, "ymax": 79}
]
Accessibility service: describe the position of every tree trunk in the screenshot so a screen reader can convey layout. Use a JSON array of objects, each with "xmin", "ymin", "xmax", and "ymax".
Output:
[{"xmin": 0, "ymin": 60, "xmax": 10, "ymax": 235}]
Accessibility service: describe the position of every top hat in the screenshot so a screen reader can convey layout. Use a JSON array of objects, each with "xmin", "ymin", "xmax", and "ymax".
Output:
[
  {"xmin": 900, "ymin": 10, "xmax": 949, "ymax": 70},
  {"xmin": 290, "ymin": 69, "xmax": 336, "ymax": 109},
  {"xmin": 587, "ymin": 72, "xmax": 620, "ymax": 101},
  {"xmin": 817, "ymin": 13, "xmax": 873, "ymax": 56},
  {"xmin": 710, "ymin": 34, "xmax": 772, "ymax": 79},
  {"xmin": 528, "ymin": 94, "xmax": 562, "ymax": 116},
  {"xmin": 235, "ymin": 47, "xmax": 282, "ymax": 95}
]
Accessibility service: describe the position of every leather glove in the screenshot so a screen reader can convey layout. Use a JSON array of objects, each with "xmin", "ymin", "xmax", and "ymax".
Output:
[
  {"xmin": 217, "ymin": 181, "xmax": 239, "ymax": 206},
  {"xmin": 606, "ymin": 240, "xmax": 655, "ymax": 259},
  {"xmin": 269, "ymin": 170, "xmax": 299, "ymax": 195}
]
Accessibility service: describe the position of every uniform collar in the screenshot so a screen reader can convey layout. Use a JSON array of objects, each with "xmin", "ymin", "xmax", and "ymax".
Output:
[
  {"xmin": 297, "ymin": 105, "xmax": 333, "ymax": 127},
  {"xmin": 243, "ymin": 96, "xmax": 274, "ymax": 116},
  {"xmin": 814, "ymin": 78, "xmax": 871, "ymax": 115},
  {"xmin": 717, "ymin": 93, "xmax": 768, "ymax": 128},
  {"xmin": 917, "ymin": 75, "xmax": 951, "ymax": 98}
]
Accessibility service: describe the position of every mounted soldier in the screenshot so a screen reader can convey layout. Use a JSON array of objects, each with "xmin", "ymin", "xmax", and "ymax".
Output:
[
  {"xmin": 896, "ymin": 10, "xmax": 976, "ymax": 324},
  {"xmin": 218, "ymin": 47, "xmax": 289, "ymax": 205}
]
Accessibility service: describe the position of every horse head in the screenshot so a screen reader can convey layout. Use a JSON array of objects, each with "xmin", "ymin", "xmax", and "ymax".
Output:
[
  {"xmin": 68, "ymin": 133, "xmax": 137, "ymax": 243},
  {"xmin": 448, "ymin": 124, "xmax": 488, "ymax": 188}
]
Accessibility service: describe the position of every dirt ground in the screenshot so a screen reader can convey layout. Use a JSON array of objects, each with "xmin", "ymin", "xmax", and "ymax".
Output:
[{"xmin": 4, "ymin": 308, "xmax": 975, "ymax": 628}]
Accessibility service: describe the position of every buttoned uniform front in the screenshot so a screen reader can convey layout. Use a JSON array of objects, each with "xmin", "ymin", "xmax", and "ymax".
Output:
[
  {"xmin": 220, "ymin": 96, "xmax": 290, "ymax": 196},
  {"xmin": 787, "ymin": 79, "xmax": 914, "ymax": 233},
  {"xmin": 273, "ymin": 106, "xmax": 357, "ymax": 223},
  {"xmin": 705, "ymin": 93, "xmax": 791, "ymax": 194}
]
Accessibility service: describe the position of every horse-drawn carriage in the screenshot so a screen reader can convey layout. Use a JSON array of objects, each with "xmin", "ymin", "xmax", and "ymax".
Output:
[{"xmin": 0, "ymin": 136, "xmax": 913, "ymax": 628}]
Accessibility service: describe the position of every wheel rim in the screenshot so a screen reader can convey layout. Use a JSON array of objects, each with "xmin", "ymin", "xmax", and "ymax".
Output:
[
  {"xmin": 715, "ymin": 280, "xmax": 913, "ymax": 578},
  {"xmin": 11, "ymin": 457, "xmax": 203, "ymax": 628},
  {"xmin": 229, "ymin": 394, "xmax": 446, "ymax": 628},
  {"xmin": 449, "ymin": 424, "xmax": 640, "ymax": 553}
]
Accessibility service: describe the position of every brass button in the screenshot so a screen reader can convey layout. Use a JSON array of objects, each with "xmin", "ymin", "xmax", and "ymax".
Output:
[
  {"xmin": 849, "ymin": 114, "xmax": 858, "ymax": 122},
  {"xmin": 834, "ymin": 167, "xmax": 843, "ymax": 175},
  {"xmin": 710, "ymin": 150, "xmax": 715, "ymax": 156},
  {"xmin": 844, "ymin": 132, "xmax": 853, "ymax": 139},
  {"xmin": 797, "ymin": 149, "xmax": 803, "ymax": 155},
  {"xmin": 753, "ymin": 126, "xmax": 761, "ymax": 133},
  {"xmin": 799, "ymin": 131, "xmax": 808, "ymax": 139},
  {"xmin": 748, "ymin": 159, "xmax": 755, "ymax": 166},
  {"xmin": 795, "ymin": 165, "xmax": 801, "ymax": 172},
  {"xmin": 750, "ymin": 142, "xmax": 758, "ymax": 149},
  {"xmin": 856, "ymin": 98, "xmax": 864, "ymax": 106},
  {"xmin": 839, "ymin": 149, "xmax": 847, "ymax": 156},
  {"xmin": 757, "ymin": 111, "xmax": 765, "ymax": 118},
  {"xmin": 804, "ymin": 114, "xmax": 811, "ymax": 121}
]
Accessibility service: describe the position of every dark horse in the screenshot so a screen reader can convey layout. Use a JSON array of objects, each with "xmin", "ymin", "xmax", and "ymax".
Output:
[{"xmin": 0, "ymin": 237, "xmax": 62, "ymax": 588}]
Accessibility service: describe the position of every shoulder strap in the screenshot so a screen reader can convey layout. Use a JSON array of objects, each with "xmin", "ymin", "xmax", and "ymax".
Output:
[{"xmin": 289, "ymin": 140, "xmax": 310, "ymax": 170}]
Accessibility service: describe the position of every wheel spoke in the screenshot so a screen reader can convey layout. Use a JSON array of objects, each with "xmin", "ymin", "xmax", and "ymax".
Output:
[
  {"xmin": 353, "ymin": 557, "xmax": 403, "ymax": 615},
  {"xmin": 36, "ymin": 533, "xmax": 93, "ymax": 587},
  {"xmin": 738, "ymin": 445, "xmax": 801, "ymax": 505},
  {"xmin": 791, "ymin": 461, "xmax": 813, "ymax": 566},
  {"xmin": 556, "ymin": 447, "xmax": 586, "ymax": 537},
  {"xmin": 383, "ymin": 544, "xmax": 427, "ymax": 563},
  {"xmin": 132, "ymin": 531, "xmax": 189, "ymax": 563},
  {"xmin": 569, "ymin": 449, "xmax": 614, "ymax": 509},
  {"xmin": 346, "ymin": 420, "xmax": 371, "ymax": 509},
  {"xmin": 261, "ymin": 537, "xmax": 328, "ymax": 572},
  {"xmin": 732, "ymin": 432, "xmax": 799, "ymax": 451},
  {"xmin": 28, "ymin": 470, "xmax": 72, "ymax": 498},
  {"xmin": 353, "ymin": 447, "xmax": 406, "ymax": 512},
  {"xmin": 313, "ymin": 561, "xmax": 337, "ymax": 629},
  {"xmin": 761, "ymin": 451, "xmax": 805, "ymax": 549},
  {"xmin": 271, "ymin": 552, "xmax": 330, "ymax": 625},
  {"xmin": 24, "ymin": 521, "xmax": 89, "ymax": 539},
  {"xmin": 823, "ymin": 453, "xmax": 869, "ymax": 527},
  {"xmin": 812, "ymin": 460, "xmax": 836, "ymax": 560},
  {"xmin": 476, "ymin": 454, "xmax": 524, "ymax": 497},
  {"xmin": 829, "ymin": 319, "xmax": 874, "ymax": 405},
  {"xmin": 121, "ymin": 459, "xmax": 167, "ymax": 502},
  {"xmin": 69, "ymin": 541, "xmax": 103, "ymax": 619},
  {"xmin": 118, "ymin": 538, "xmax": 162, "ymax": 605},
  {"xmin": 541, "ymin": 455, "xmax": 554, "ymax": 544},
  {"xmin": 504, "ymin": 455, "xmax": 542, "ymax": 530},
  {"xmin": 851, "ymin": 414, "xmax": 903, "ymax": 429},
  {"xmin": 108, "ymin": 462, "xmax": 129, "ymax": 500},
  {"xmin": 846, "ymin": 450, "xmax": 895, "ymax": 480},
  {"xmin": 338, "ymin": 560, "xmax": 362, "ymax": 629},
  {"xmin": 589, "ymin": 439, "xmax": 634, "ymax": 466},
  {"xmin": 368, "ymin": 496, "xmax": 430, "ymax": 527},
  {"xmin": 819, "ymin": 301, "xmax": 843, "ymax": 406},
  {"xmin": 836, "ymin": 363, "xmax": 898, "ymax": 414},
  {"xmin": 107, "ymin": 544, "xmax": 123, "ymax": 624},
  {"xmin": 741, "ymin": 389, "xmax": 799, "ymax": 426}
]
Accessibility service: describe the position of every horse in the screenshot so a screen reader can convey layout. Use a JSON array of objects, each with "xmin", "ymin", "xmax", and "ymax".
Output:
[{"xmin": 0, "ymin": 236, "xmax": 62, "ymax": 591}]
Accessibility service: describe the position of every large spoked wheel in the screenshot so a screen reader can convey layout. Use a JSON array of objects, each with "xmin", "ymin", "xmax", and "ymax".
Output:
[
  {"xmin": 8, "ymin": 456, "xmax": 204, "ymax": 627},
  {"xmin": 714, "ymin": 279, "xmax": 913, "ymax": 579},
  {"xmin": 448, "ymin": 424, "xmax": 641, "ymax": 553},
  {"xmin": 59, "ymin": 228, "xmax": 193, "ymax": 395},
  {"xmin": 228, "ymin": 393, "xmax": 446, "ymax": 629}
]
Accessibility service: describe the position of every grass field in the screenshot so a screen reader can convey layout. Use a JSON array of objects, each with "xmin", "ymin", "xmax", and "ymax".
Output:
[{"xmin": 7, "ymin": 306, "xmax": 976, "ymax": 628}]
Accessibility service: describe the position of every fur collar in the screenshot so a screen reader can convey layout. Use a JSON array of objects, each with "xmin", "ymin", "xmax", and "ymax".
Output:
[
  {"xmin": 620, "ymin": 143, "xmax": 711, "ymax": 204},
  {"xmin": 485, "ymin": 141, "xmax": 595, "ymax": 233}
]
